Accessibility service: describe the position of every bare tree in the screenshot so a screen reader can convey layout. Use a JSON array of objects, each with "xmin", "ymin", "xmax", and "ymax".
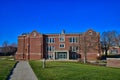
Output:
[
  {"xmin": 2, "ymin": 41, "xmax": 9, "ymax": 56},
  {"xmin": 117, "ymin": 34, "xmax": 120, "ymax": 47},
  {"xmin": 101, "ymin": 31, "xmax": 119, "ymax": 57},
  {"xmin": 82, "ymin": 31, "xmax": 100, "ymax": 63},
  {"xmin": 9, "ymin": 43, "xmax": 17, "ymax": 55},
  {"xmin": 1, "ymin": 41, "xmax": 17, "ymax": 56},
  {"xmin": 81, "ymin": 33, "xmax": 90, "ymax": 63}
]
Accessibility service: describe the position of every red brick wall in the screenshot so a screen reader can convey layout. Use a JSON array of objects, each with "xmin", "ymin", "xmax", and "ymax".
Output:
[
  {"xmin": 15, "ymin": 31, "xmax": 43, "ymax": 60},
  {"xmin": 81, "ymin": 53, "xmax": 99, "ymax": 61},
  {"xmin": 15, "ymin": 36, "xmax": 25, "ymax": 60},
  {"xmin": 45, "ymin": 34, "xmax": 81, "ymax": 58},
  {"xmin": 16, "ymin": 29, "xmax": 100, "ymax": 61},
  {"xmin": 17, "ymin": 36, "xmax": 25, "ymax": 53},
  {"xmin": 107, "ymin": 58, "xmax": 120, "ymax": 68},
  {"xmin": 15, "ymin": 54, "xmax": 24, "ymax": 60}
]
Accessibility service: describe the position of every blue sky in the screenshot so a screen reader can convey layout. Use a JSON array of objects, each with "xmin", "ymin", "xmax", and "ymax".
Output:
[{"xmin": 0, "ymin": 0, "xmax": 120, "ymax": 46}]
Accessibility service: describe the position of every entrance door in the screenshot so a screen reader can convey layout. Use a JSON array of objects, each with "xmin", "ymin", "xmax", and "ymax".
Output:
[{"xmin": 56, "ymin": 52, "xmax": 67, "ymax": 59}]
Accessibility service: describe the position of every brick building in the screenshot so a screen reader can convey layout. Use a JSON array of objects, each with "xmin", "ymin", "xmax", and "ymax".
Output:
[{"xmin": 15, "ymin": 29, "xmax": 101, "ymax": 61}]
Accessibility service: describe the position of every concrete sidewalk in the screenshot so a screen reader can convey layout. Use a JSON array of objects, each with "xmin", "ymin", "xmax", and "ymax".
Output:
[{"xmin": 9, "ymin": 61, "xmax": 38, "ymax": 80}]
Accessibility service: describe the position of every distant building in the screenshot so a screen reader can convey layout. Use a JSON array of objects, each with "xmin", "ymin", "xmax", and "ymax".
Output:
[
  {"xmin": 15, "ymin": 29, "xmax": 100, "ymax": 61},
  {"xmin": 107, "ymin": 47, "xmax": 120, "ymax": 55}
]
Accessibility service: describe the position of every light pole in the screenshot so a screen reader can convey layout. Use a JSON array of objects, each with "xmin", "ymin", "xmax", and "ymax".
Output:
[{"xmin": 43, "ymin": 58, "xmax": 46, "ymax": 68}]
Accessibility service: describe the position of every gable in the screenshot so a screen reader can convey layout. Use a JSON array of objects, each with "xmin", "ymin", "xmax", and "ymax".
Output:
[{"xmin": 29, "ymin": 30, "xmax": 41, "ymax": 37}]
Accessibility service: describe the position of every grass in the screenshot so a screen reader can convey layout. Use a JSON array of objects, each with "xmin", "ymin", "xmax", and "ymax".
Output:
[
  {"xmin": 30, "ymin": 60, "xmax": 120, "ymax": 80},
  {"xmin": 0, "ymin": 56, "xmax": 16, "ymax": 80}
]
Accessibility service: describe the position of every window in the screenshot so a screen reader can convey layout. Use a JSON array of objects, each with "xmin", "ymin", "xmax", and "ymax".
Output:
[
  {"xmin": 70, "ymin": 46, "xmax": 78, "ymax": 52},
  {"xmin": 58, "ymin": 52, "xmax": 67, "ymax": 59},
  {"xmin": 69, "ymin": 37, "xmax": 78, "ymax": 43},
  {"xmin": 59, "ymin": 36, "xmax": 65, "ymax": 42},
  {"xmin": 110, "ymin": 49, "xmax": 118, "ymax": 54},
  {"xmin": 69, "ymin": 38, "xmax": 72, "ymax": 42},
  {"xmin": 46, "ymin": 37, "xmax": 55, "ymax": 43},
  {"xmin": 59, "ymin": 44, "xmax": 65, "ymax": 48},
  {"xmin": 48, "ymin": 54, "xmax": 53, "ymax": 59},
  {"xmin": 47, "ymin": 46, "xmax": 55, "ymax": 52}
]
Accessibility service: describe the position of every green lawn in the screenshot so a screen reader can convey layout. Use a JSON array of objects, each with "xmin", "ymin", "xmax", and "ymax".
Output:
[
  {"xmin": 0, "ymin": 56, "xmax": 16, "ymax": 80},
  {"xmin": 30, "ymin": 61, "xmax": 120, "ymax": 80}
]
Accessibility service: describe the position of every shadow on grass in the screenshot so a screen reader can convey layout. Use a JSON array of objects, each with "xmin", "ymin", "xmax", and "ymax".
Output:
[{"xmin": 6, "ymin": 61, "xmax": 19, "ymax": 80}]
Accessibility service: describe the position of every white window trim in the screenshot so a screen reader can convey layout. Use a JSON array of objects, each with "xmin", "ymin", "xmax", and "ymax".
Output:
[
  {"xmin": 59, "ymin": 43, "xmax": 65, "ymax": 48},
  {"xmin": 48, "ymin": 54, "xmax": 53, "ymax": 59},
  {"xmin": 47, "ymin": 46, "xmax": 55, "ymax": 52},
  {"xmin": 70, "ymin": 46, "xmax": 78, "ymax": 52},
  {"xmin": 46, "ymin": 37, "xmax": 55, "ymax": 43},
  {"xmin": 70, "ymin": 37, "xmax": 78, "ymax": 43},
  {"xmin": 59, "ymin": 36, "xmax": 65, "ymax": 42}
]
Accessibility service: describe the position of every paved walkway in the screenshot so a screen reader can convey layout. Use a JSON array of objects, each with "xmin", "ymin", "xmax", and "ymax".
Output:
[{"xmin": 9, "ymin": 61, "xmax": 38, "ymax": 80}]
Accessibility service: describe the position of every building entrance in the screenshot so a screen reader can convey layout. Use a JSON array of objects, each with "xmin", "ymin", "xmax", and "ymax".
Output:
[
  {"xmin": 56, "ymin": 52, "xmax": 67, "ymax": 59},
  {"xmin": 54, "ymin": 50, "xmax": 69, "ymax": 60}
]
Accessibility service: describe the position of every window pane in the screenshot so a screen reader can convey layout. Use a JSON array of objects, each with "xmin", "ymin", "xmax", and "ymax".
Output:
[
  {"xmin": 51, "ymin": 38, "xmax": 54, "ymax": 43},
  {"xmin": 69, "ymin": 38, "xmax": 73, "ymax": 42},
  {"xmin": 46, "ymin": 37, "xmax": 55, "ymax": 43},
  {"xmin": 76, "ymin": 37, "xmax": 78, "ymax": 42},
  {"xmin": 69, "ymin": 37, "xmax": 78, "ymax": 43},
  {"xmin": 60, "ymin": 36, "xmax": 65, "ymax": 42},
  {"xmin": 47, "ymin": 46, "xmax": 54, "ymax": 52},
  {"xmin": 73, "ymin": 37, "xmax": 75, "ymax": 42},
  {"xmin": 70, "ymin": 46, "xmax": 78, "ymax": 52},
  {"xmin": 60, "ymin": 44, "xmax": 65, "ymax": 48}
]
